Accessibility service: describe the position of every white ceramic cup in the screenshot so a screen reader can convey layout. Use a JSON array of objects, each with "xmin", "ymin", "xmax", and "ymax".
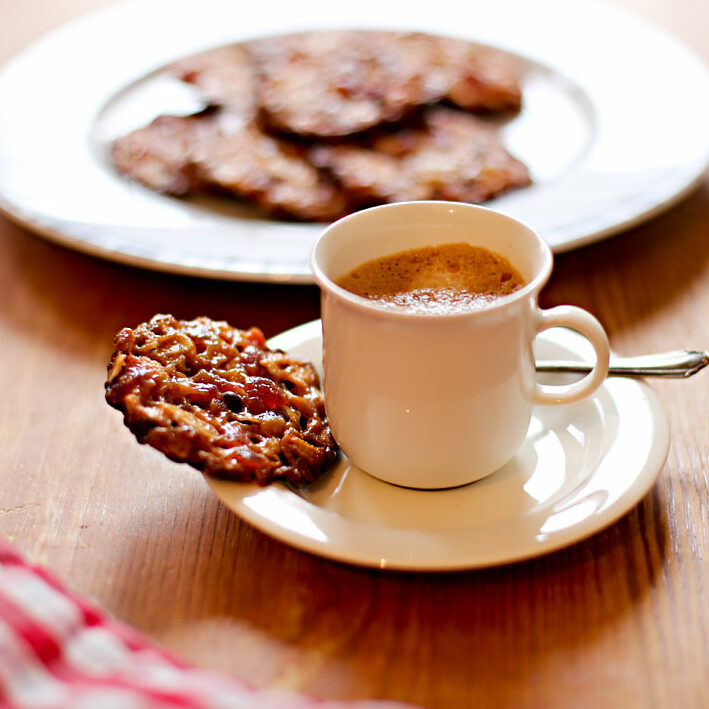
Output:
[{"xmin": 311, "ymin": 201, "xmax": 610, "ymax": 489}]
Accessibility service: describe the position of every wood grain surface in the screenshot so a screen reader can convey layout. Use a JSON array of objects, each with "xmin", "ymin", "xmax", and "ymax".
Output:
[{"xmin": 1, "ymin": 2, "xmax": 708, "ymax": 707}]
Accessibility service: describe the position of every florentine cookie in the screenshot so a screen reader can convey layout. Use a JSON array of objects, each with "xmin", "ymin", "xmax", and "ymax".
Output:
[
  {"xmin": 105, "ymin": 315, "xmax": 338, "ymax": 486},
  {"xmin": 249, "ymin": 31, "xmax": 521, "ymax": 137},
  {"xmin": 111, "ymin": 113, "xmax": 206, "ymax": 196},
  {"xmin": 112, "ymin": 111, "xmax": 350, "ymax": 220},
  {"xmin": 310, "ymin": 107, "xmax": 531, "ymax": 205},
  {"xmin": 168, "ymin": 44, "xmax": 258, "ymax": 119},
  {"xmin": 437, "ymin": 36, "xmax": 522, "ymax": 114}
]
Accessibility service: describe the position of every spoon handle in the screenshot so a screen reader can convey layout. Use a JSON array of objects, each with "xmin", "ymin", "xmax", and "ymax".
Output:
[{"xmin": 536, "ymin": 349, "xmax": 709, "ymax": 378}]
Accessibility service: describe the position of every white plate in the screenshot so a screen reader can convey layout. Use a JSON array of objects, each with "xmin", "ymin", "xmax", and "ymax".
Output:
[
  {"xmin": 206, "ymin": 320, "xmax": 669, "ymax": 571},
  {"xmin": 1, "ymin": 0, "xmax": 708, "ymax": 283}
]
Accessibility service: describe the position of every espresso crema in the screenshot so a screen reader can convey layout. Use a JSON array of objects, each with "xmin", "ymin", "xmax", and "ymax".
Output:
[{"xmin": 336, "ymin": 242, "xmax": 526, "ymax": 314}]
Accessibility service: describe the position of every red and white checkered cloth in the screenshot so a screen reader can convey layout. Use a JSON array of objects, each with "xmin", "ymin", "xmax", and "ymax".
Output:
[{"xmin": 0, "ymin": 542, "xmax": 412, "ymax": 709}]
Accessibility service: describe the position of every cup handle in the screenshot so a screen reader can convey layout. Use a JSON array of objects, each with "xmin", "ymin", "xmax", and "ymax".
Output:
[{"xmin": 532, "ymin": 305, "xmax": 610, "ymax": 405}]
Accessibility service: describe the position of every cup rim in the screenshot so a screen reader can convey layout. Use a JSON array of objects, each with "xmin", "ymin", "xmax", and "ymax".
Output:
[{"xmin": 310, "ymin": 201, "xmax": 554, "ymax": 319}]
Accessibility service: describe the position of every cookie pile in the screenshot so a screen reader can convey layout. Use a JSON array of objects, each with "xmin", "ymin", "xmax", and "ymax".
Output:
[{"xmin": 112, "ymin": 31, "xmax": 531, "ymax": 221}]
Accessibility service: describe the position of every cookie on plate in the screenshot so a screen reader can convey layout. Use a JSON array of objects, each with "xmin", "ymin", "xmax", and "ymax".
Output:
[
  {"xmin": 112, "ymin": 110, "xmax": 350, "ymax": 220},
  {"xmin": 310, "ymin": 107, "xmax": 531, "ymax": 205},
  {"xmin": 249, "ymin": 30, "xmax": 522, "ymax": 138}
]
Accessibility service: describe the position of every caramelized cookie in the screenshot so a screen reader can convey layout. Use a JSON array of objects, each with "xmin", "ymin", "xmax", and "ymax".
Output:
[
  {"xmin": 168, "ymin": 44, "xmax": 257, "ymax": 119},
  {"xmin": 112, "ymin": 111, "xmax": 349, "ymax": 220},
  {"xmin": 310, "ymin": 107, "xmax": 530, "ymax": 205},
  {"xmin": 249, "ymin": 31, "xmax": 447, "ymax": 137},
  {"xmin": 105, "ymin": 315, "xmax": 338, "ymax": 485},
  {"xmin": 111, "ymin": 114, "xmax": 206, "ymax": 196},
  {"xmin": 249, "ymin": 31, "xmax": 521, "ymax": 138}
]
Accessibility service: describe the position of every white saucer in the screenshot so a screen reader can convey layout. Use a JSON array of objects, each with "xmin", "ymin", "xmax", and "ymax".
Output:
[{"xmin": 206, "ymin": 320, "xmax": 669, "ymax": 570}]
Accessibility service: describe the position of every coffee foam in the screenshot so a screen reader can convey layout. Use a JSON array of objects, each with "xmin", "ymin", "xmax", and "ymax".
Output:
[{"xmin": 336, "ymin": 242, "xmax": 525, "ymax": 314}]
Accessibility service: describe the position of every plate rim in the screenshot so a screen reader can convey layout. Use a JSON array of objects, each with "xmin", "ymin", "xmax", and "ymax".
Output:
[{"xmin": 206, "ymin": 319, "xmax": 670, "ymax": 571}]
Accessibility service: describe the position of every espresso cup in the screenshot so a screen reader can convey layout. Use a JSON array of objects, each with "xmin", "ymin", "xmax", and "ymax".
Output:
[{"xmin": 311, "ymin": 201, "xmax": 610, "ymax": 489}]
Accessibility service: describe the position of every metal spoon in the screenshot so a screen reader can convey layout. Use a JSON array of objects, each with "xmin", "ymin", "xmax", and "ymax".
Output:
[{"xmin": 536, "ymin": 349, "xmax": 709, "ymax": 378}]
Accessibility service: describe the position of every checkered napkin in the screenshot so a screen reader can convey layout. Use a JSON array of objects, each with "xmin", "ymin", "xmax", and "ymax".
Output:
[{"xmin": 0, "ymin": 542, "xmax": 411, "ymax": 709}]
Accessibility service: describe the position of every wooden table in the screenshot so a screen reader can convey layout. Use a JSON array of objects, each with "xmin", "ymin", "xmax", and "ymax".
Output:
[{"xmin": 1, "ymin": 2, "xmax": 708, "ymax": 706}]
